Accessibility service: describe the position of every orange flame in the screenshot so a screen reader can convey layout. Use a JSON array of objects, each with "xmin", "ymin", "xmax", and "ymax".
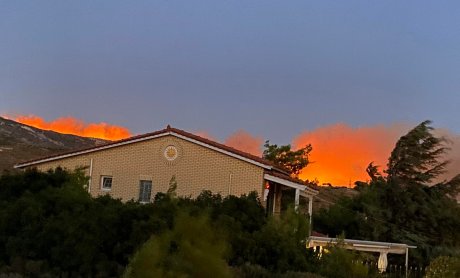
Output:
[
  {"xmin": 14, "ymin": 115, "xmax": 131, "ymax": 141},
  {"xmin": 293, "ymin": 123, "xmax": 411, "ymax": 187}
]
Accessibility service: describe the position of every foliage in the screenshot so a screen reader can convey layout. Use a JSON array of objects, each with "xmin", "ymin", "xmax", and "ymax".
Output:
[
  {"xmin": 179, "ymin": 191, "xmax": 315, "ymax": 273},
  {"xmin": 313, "ymin": 197, "xmax": 367, "ymax": 239},
  {"xmin": 126, "ymin": 190, "xmax": 320, "ymax": 276},
  {"xmin": 386, "ymin": 120, "xmax": 449, "ymax": 188},
  {"xmin": 0, "ymin": 169, "xmax": 321, "ymax": 276},
  {"xmin": 313, "ymin": 122, "xmax": 460, "ymax": 266},
  {"xmin": 425, "ymin": 256, "xmax": 460, "ymax": 278},
  {"xmin": 233, "ymin": 264, "xmax": 324, "ymax": 278},
  {"xmin": 166, "ymin": 175, "xmax": 178, "ymax": 198},
  {"xmin": 0, "ymin": 168, "xmax": 160, "ymax": 277},
  {"xmin": 3, "ymin": 167, "xmax": 413, "ymax": 277},
  {"xmin": 263, "ymin": 140, "xmax": 312, "ymax": 176},
  {"xmin": 249, "ymin": 207, "xmax": 315, "ymax": 273},
  {"xmin": 124, "ymin": 210, "xmax": 231, "ymax": 278},
  {"xmin": 366, "ymin": 162, "xmax": 384, "ymax": 183},
  {"xmin": 318, "ymin": 240, "xmax": 369, "ymax": 278}
]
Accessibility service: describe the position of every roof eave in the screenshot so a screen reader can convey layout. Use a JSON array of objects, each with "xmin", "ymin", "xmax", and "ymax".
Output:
[
  {"xmin": 264, "ymin": 173, "xmax": 318, "ymax": 195},
  {"xmin": 14, "ymin": 128, "xmax": 275, "ymax": 171}
]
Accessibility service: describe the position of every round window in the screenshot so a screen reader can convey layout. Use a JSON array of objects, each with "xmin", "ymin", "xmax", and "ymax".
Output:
[{"xmin": 164, "ymin": 145, "xmax": 179, "ymax": 161}]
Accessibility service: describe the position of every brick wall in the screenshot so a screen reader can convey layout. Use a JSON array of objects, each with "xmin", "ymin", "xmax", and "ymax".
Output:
[{"xmin": 32, "ymin": 135, "xmax": 265, "ymax": 202}]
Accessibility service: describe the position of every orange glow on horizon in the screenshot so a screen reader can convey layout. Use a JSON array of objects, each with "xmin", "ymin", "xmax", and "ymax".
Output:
[
  {"xmin": 293, "ymin": 123, "xmax": 410, "ymax": 187},
  {"xmin": 14, "ymin": 115, "xmax": 131, "ymax": 141}
]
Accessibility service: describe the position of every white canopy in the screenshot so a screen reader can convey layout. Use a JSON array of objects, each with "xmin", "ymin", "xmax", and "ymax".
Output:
[{"xmin": 308, "ymin": 236, "xmax": 416, "ymax": 274}]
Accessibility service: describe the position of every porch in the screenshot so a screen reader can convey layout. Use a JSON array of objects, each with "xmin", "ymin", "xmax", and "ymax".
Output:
[{"xmin": 263, "ymin": 173, "xmax": 318, "ymax": 222}]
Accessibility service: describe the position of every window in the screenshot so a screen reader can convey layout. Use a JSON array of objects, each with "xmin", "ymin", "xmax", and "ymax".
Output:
[
  {"xmin": 139, "ymin": 180, "xmax": 152, "ymax": 203},
  {"xmin": 101, "ymin": 176, "xmax": 113, "ymax": 190}
]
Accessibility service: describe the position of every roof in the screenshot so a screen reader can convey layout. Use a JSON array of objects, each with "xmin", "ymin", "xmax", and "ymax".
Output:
[
  {"xmin": 264, "ymin": 171, "xmax": 318, "ymax": 195},
  {"xmin": 308, "ymin": 236, "xmax": 416, "ymax": 254},
  {"xmin": 15, "ymin": 125, "xmax": 286, "ymax": 172}
]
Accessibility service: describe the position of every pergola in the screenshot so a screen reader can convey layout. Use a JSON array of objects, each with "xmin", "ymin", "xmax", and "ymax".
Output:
[{"xmin": 308, "ymin": 236, "xmax": 417, "ymax": 276}]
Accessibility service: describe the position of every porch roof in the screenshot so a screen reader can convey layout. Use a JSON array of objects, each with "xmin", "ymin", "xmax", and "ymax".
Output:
[
  {"xmin": 308, "ymin": 236, "xmax": 416, "ymax": 254},
  {"xmin": 264, "ymin": 172, "xmax": 318, "ymax": 196}
]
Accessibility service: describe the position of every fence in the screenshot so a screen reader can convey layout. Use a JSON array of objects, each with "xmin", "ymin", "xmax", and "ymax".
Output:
[{"xmin": 353, "ymin": 260, "xmax": 426, "ymax": 277}]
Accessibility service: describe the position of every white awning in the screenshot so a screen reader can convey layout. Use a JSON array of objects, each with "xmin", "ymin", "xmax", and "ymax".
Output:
[
  {"xmin": 308, "ymin": 236, "xmax": 416, "ymax": 254},
  {"xmin": 264, "ymin": 173, "xmax": 318, "ymax": 196}
]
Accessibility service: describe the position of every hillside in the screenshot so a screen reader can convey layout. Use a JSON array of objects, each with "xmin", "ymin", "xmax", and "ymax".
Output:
[
  {"xmin": 0, "ymin": 117, "xmax": 108, "ymax": 173},
  {"xmin": 312, "ymin": 185, "xmax": 359, "ymax": 213}
]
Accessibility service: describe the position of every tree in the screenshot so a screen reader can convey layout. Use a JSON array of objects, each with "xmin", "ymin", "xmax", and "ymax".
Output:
[
  {"xmin": 166, "ymin": 175, "xmax": 178, "ymax": 198},
  {"xmin": 263, "ymin": 140, "xmax": 312, "ymax": 177},
  {"xmin": 366, "ymin": 162, "xmax": 384, "ymax": 183},
  {"xmin": 386, "ymin": 120, "xmax": 449, "ymax": 187}
]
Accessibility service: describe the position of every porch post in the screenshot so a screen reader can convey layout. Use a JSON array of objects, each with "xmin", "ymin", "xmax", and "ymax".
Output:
[
  {"xmin": 308, "ymin": 196, "xmax": 313, "ymax": 224},
  {"xmin": 294, "ymin": 188, "xmax": 300, "ymax": 211},
  {"xmin": 405, "ymin": 247, "xmax": 409, "ymax": 278}
]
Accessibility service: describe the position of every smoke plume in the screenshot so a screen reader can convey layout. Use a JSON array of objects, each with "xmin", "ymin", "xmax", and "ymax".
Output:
[{"xmin": 225, "ymin": 130, "xmax": 263, "ymax": 156}]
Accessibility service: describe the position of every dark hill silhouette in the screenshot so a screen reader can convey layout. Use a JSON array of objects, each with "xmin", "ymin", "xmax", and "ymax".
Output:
[{"xmin": 0, "ymin": 117, "xmax": 108, "ymax": 173}]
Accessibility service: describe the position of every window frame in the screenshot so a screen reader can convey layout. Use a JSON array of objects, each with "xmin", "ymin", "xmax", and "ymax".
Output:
[
  {"xmin": 138, "ymin": 180, "xmax": 152, "ymax": 204},
  {"xmin": 101, "ymin": 176, "xmax": 113, "ymax": 191}
]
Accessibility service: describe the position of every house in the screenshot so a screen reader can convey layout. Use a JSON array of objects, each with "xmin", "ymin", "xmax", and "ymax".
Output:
[{"xmin": 15, "ymin": 125, "xmax": 318, "ymax": 216}]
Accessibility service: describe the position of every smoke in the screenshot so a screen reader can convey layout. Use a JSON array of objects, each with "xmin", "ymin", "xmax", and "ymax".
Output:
[
  {"xmin": 13, "ymin": 115, "xmax": 131, "ymax": 141},
  {"xmin": 194, "ymin": 131, "xmax": 217, "ymax": 141},
  {"xmin": 292, "ymin": 123, "xmax": 412, "ymax": 186},
  {"xmin": 434, "ymin": 128, "xmax": 460, "ymax": 183},
  {"xmin": 224, "ymin": 130, "xmax": 263, "ymax": 156}
]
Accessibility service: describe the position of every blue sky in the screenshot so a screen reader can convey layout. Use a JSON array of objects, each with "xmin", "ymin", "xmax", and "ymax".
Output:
[{"xmin": 1, "ymin": 1, "xmax": 459, "ymax": 143}]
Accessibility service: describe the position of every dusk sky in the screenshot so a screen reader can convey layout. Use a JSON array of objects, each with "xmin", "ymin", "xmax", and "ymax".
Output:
[{"xmin": 1, "ymin": 1, "xmax": 460, "ymax": 145}]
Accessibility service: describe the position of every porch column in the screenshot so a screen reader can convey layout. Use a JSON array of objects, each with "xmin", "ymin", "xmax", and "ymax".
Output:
[
  {"xmin": 405, "ymin": 247, "xmax": 409, "ymax": 278},
  {"xmin": 294, "ymin": 188, "xmax": 300, "ymax": 210},
  {"xmin": 378, "ymin": 252, "xmax": 388, "ymax": 273},
  {"xmin": 308, "ymin": 196, "xmax": 313, "ymax": 224}
]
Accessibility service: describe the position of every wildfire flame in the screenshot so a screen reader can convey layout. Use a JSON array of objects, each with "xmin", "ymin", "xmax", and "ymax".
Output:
[
  {"xmin": 293, "ymin": 123, "xmax": 411, "ymax": 186},
  {"xmin": 13, "ymin": 115, "xmax": 131, "ymax": 141}
]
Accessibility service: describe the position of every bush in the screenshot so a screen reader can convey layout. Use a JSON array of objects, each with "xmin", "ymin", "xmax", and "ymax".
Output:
[
  {"xmin": 425, "ymin": 256, "xmax": 460, "ymax": 278},
  {"xmin": 0, "ymin": 170, "xmax": 321, "ymax": 277},
  {"xmin": 232, "ymin": 264, "xmax": 324, "ymax": 278},
  {"xmin": 318, "ymin": 240, "xmax": 369, "ymax": 278},
  {"xmin": 124, "ymin": 210, "xmax": 231, "ymax": 278},
  {"xmin": 0, "ymin": 168, "xmax": 159, "ymax": 277}
]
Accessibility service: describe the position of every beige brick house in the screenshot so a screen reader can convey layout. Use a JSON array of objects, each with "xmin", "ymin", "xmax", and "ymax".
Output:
[{"xmin": 15, "ymin": 126, "xmax": 317, "ymax": 215}]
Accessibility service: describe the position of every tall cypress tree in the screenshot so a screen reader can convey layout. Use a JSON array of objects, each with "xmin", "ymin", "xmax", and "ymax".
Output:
[{"xmin": 386, "ymin": 120, "xmax": 449, "ymax": 187}]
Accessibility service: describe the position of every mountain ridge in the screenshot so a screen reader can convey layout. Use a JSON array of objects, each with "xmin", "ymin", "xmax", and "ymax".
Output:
[{"xmin": 0, "ymin": 117, "xmax": 109, "ymax": 173}]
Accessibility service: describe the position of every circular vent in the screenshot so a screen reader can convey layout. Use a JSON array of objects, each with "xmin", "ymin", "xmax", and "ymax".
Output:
[{"xmin": 164, "ymin": 145, "xmax": 179, "ymax": 161}]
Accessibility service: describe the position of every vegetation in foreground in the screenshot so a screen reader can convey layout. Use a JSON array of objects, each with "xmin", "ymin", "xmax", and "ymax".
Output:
[{"xmin": 0, "ymin": 169, "xmax": 312, "ymax": 277}]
